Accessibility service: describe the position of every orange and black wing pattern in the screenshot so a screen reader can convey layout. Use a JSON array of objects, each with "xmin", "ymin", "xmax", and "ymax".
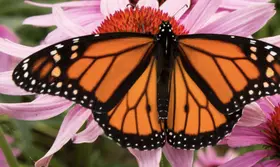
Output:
[
  {"xmin": 12, "ymin": 33, "xmax": 155, "ymax": 112},
  {"xmin": 94, "ymin": 56, "xmax": 165, "ymax": 150},
  {"xmin": 166, "ymin": 34, "xmax": 280, "ymax": 149}
]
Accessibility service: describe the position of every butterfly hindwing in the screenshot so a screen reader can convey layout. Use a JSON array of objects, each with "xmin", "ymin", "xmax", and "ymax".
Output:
[
  {"xmin": 12, "ymin": 33, "xmax": 155, "ymax": 112},
  {"xmin": 166, "ymin": 53, "xmax": 241, "ymax": 150},
  {"xmin": 94, "ymin": 56, "xmax": 165, "ymax": 150}
]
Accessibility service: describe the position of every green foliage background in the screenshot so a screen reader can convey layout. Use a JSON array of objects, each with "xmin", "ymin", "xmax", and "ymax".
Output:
[{"xmin": 0, "ymin": 0, "xmax": 279, "ymax": 167}]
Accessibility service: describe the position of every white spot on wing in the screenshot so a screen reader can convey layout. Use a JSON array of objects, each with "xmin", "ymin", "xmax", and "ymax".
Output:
[
  {"xmin": 55, "ymin": 44, "xmax": 64, "ymax": 49},
  {"xmin": 270, "ymin": 51, "xmax": 277, "ymax": 56}
]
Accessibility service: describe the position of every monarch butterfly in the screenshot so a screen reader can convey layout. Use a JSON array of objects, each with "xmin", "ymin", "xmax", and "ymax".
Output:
[{"xmin": 12, "ymin": 20, "xmax": 280, "ymax": 150}]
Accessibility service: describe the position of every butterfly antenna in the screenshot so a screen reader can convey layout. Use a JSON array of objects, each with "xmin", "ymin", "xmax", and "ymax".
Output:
[{"xmin": 172, "ymin": 4, "xmax": 189, "ymax": 18}]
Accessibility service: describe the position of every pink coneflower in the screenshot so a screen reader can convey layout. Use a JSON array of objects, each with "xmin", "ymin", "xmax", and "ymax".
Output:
[
  {"xmin": 220, "ymin": 94, "xmax": 280, "ymax": 167},
  {"xmin": 0, "ymin": 135, "xmax": 21, "ymax": 167},
  {"xmin": 0, "ymin": 0, "xmax": 277, "ymax": 167},
  {"xmin": 194, "ymin": 147, "xmax": 238, "ymax": 167}
]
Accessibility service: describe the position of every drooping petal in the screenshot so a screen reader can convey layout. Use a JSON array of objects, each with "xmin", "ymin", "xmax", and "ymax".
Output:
[
  {"xmin": 0, "ymin": 71, "xmax": 33, "ymax": 95},
  {"xmin": 35, "ymin": 106, "xmax": 91, "ymax": 167},
  {"xmin": 220, "ymin": 0, "xmax": 268, "ymax": 10},
  {"xmin": 25, "ymin": 0, "xmax": 100, "ymax": 8},
  {"xmin": 194, "ymin": 147, "xmax": 238, "ymax": 167},
  {"xmin": 100, "ymin": 0, "xmax": 130, "ymax": 17},
  {"xmin": 23, "ymin": 2, "xmax": 102, "ymax": 28},
  {"xmin": 52, "ymin": 6, "xmax": 90, "ymax": 37},
  {"xmin": 257, "ymin": 96, "xmax": 280, "ymax": 118},
  {"xmin": 163, "ymin": 143, "xmax": 194, "ymax": 167},
  {"xmin": 0, "ymin": 25, "xmax": 19, "ymax": 72},
  {"xmin": 43, "ymin": 28, "xmax": 71, "ymax": 44},
  {"xmin": 195, "ymin": 148, "xmax": 211, "ymax": 167},
  {"xmin": 0, "ymin": 25, "xmax": 18, "ymax": 43},
  {"xmin": 220, "ymin": 150, "xmax": 276, "ymax": 167},
  {"xmin": 264, "ymin": 95, "xmax": 280, "ymax": 108},
  {"xmin": 219, "ymin": 125, "xmax": 267, "ymax": 147},
  {"xmin": 137, "ymin": 0, "xmax": 159, "ymax": 9},
  {"xmin": 72, "ymin": 114, "xmax": 103, "ymax": 144},
  {"xmin": 0, "ymin": 38, "xmax": 47, "ymax": 59},
  {"xmin": 160, "ymin": 0, "xmax": 191, "ymax": 19},
  {"xmin": 128, "ymin": 148, "xmax": 162, "ymax": 167},
  {"xmin": 197, "ymin": 4, "xmax": 275, "ymax": 36},
  {"xmin": 253, "ymin": 159, "xmax": 280, "ymax": 167},
  {"xmin": 0, "ymin": 96, "xmax": 73, "ymax": 120},
  {"xmin": 260, "ymin": 35, "xmax": 280, "ymax": 47},
  {"xmin": 237, "ymin": 102, "xmax": 266, "ymax": 127},
  {"xmin": 220, "ymin": 135, "xmax": 267, "ymax": 147},
  {"xmin": 23, "ymin": 14, "xmax": 56, "ymax": 27},
  {"xmin": 180, "ymin": 0, "xmax": 223, "ymax": 33}
]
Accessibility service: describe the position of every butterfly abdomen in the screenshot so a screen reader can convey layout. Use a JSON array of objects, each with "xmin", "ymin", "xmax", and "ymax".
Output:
[{"xmin": 158, "ymin": 97, "xmax": 169, "ymax": 120}]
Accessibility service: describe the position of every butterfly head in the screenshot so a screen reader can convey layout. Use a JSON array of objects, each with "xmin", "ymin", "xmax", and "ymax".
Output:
[{"xmin": 157, "ymin": 21, "xmax": 176, "ymax": 42}]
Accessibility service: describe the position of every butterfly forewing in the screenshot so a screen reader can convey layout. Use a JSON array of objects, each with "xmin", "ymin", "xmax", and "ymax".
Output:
[
  {"xmin": 177, "ymin": 34, "xmax": 280, "ymax": 114},
  {"xmin": 13, "ymin": 33, "xmax": 155, "ymax": 112}
]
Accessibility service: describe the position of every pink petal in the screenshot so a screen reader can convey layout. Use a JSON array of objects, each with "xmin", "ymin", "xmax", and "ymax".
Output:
[
  {"xmin": 264, "ymin": 95, "xmax": 280, "ymax": 107},
  {"xmin": 0, "ymin": 95, "xmax": 73, "ymax": 120},
  {"xmin": 128, "ymin": 148, "xmax": 162, "ymax": 167},
  {"xmin": 0, "ymin": 71, "xmax": 34, "ymax": 95},
  {"xmin": 220, "ymin": 150, "xmax": 275, "ymax": 167},
  {"xmin": 0, "ymin": 38, "xmax": 47, "ymax": 59},
  {"xmin": 204, "ymin": 147, "xmax": 218, "ymax": 160},
  {"xmin": 137, "ymin": 0, "xmax": 159, "ymax": 8},
  {"xmin": 196, "ymin": 148, "xmax": 212, "ymax": 166},
  {"xmin": 23, "ymin": 3, "xmax": 102, "ymax": 28},
  {"xmin": 0, "ymin": 25, "xmax": 19, "ymax": 72},
  {"xmin": 163, "ymin": 143, "xmax": 194, "ymax": 167},
  {"xmin": 260, "ymin": 35, "xmax": 280, "ymax": 47},
  {"xmin": 0, "ymin": 25, "xmax": 18, "ymax": 43},
  {"xmin": 100, "ymin": 0, "xmax": 129, "ymax": 16},
  {"xmin": 160, "ymin": 0, "xmax": 191, "ymax": 20},
  {"xmin": 52, "ymin": 6, "xmax": 90, "ymax": 37},
  {"xmin": 72, "ymin": 114, "xmax": 103, "ymax": 144},
  {"xmin": 220, "ymin": 0, "xmax": 268, "ymax": 10},
  {"xmin": 253, "ymin": 159, "xmax": 280, "ymax": 167},
  {"xmin": 180, "ymin": 0, "xmax": 223, "ymax": 33},
  {"xmin": 219, "ymin": 126, "xmax": 267, "ymax": 147},
  {"xmin": 197, "ymin": 4, "xmax": 275, "ymax": 36},
  {"xmin": 224, "ymin": 149, "xmax": 238, "ymax": 161},
  {"xmin": 220, "ymin": 135, "xmax": 267, "ymax": 147},
  {"xmin": 206, "ymin": 10, "xmax": 230, "ymax": 25},
  {"xmin": 237, "ymin": 102, "xmax": 266, "ymax": 127},
  {"xmin": 43, "ymin": 28, "xmax": 70, "ymax": 44},
  {"xmin": 35, "ymin": 106, "xmax": 91, "ymax": 167},
  {"xmin": 256, "ymin": 95, "xmax": 280, "ymax": 118},
  {"xmin": 23, "ymin": 14, "xmax": 55, "ymax": 27},
  {"xmin": 25, "ymin": 0, "xmax": 100, "ymax": 8}
]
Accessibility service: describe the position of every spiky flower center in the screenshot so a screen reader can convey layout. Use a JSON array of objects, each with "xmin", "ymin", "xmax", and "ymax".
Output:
[
  {"xmin": 263, "ymin": 106, "xmax": 280, "ymax": 154},
  {"xmin": 96, "ymin": 6, "xmax": 187, "ymax": 35}
]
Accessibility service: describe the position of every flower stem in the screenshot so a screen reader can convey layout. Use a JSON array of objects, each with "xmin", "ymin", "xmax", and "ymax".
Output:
[{"xmin": 0, "ymin": 127, "xmax": 19, "ymax": 167}]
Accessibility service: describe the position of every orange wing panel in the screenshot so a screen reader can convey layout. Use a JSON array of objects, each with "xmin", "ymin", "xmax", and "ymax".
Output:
[
  {"xmin": 107, "ymin": 57, "xmax": 161, "ymax": 135},
  {"xmin": 167, "ymin": 57, "xmax": 227, "ymax": 136}
]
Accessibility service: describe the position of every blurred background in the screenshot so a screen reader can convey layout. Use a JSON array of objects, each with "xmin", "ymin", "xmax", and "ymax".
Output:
[{"xmin": 0, "ymin": 0, "xmax": 279, "ymax": 167}]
